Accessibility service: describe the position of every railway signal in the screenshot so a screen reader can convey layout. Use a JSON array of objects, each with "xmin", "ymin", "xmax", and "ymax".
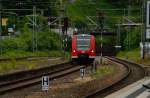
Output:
[
  {"xmin": 62, "ymin": 17, "xmax": 69, "ymax": 35},
  {"xmin": 63, "ymin": 35, "xmax": 68, "ymax": 51},
  {"xmin": 98, "ymin": 12, "xmax": 104, "ymax": 30},
  {"xmin": 64, "ymin": 17, "xmax": 69, "ymax": 29},
  {"xmin": 98, "ymin": 12, "xmax": 104, "ymax": 64}
]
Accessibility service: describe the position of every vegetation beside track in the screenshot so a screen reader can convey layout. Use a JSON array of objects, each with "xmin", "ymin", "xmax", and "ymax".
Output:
[
  {"xmin": 117, "ymin": 48, "xmax": 150, "ymax": 66},
  {"xmin": 67, "ymin": 0, "xmax": 142, "ymax": 51},
  {"xmin": 0, "ymin": 57, "xmax": 69, "ymax": 75},
  {"xmin": 0, "ymin": 26, "xmax": 71, "ymax": 59},
  {"xmin": 0, "ymin": 25, "xmax": 70, "ymax": 74},
  {"xmin": 0, "ymin": 28, "xmax": 62, "ymax": 53},
  {"xmin": 0, "ymin": 50, "xmax": 70, "ymax": 59},
  {"xmin": 91, "ymin": 63, "xmax": 118, "ymax": 79}
]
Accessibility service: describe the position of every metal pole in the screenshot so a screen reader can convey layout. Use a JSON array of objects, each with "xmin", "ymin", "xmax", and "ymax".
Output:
[
  {"xmin": 141, "ymin": 7, "xmax": 143, "ymax": 43},
  {"xmin": 0, "ymin": 5, "xmax": 2, "ymax": 36},
  {"xmin": 117, "ymin": 23, "xmax": 121, "ymax": 48},
  {"xmin": 100, "ymin": 18, "xmax": 103, "ymax": 64},
  {"xmin": 141, "ymin": 7, "xmax": 144, "ymax": 59},
  {"xmin": 127, "ymin": 27, "xmax": 129, "ymax": 50},
  {"xmin": 41, "ymin": 10, "xmax": 44, "ymax": 31},
  {"xmin": 128, "ymin": 5, "xmax": 131, "ymax": 17},
  {"xmin": 59, "ymin": 0, "xmax": 62, "ymax": 36},
  {"xmin": 59, "ymin": 0, "xmax": 64, "ymax": 54},
  {"xmin": 32, "ymin": 6, "xmax": 36, "ymax": 52},
  {"xmin": 0, "ymin": 3, "xmax": 2, "ymax": 55},
  {"xmin": 35, "ymin": 6, "xmax": 37, "ymax": 52},
  {"xmin": 142, "ymin": 0, "xmax": 146, "ymax": 59},
  {"xmin": 127, "ymin": 2, "xmax": 131, "ymax": 51},
  {"xmin": 118, "ymin": 24, "xmax": 121, "ymax": 46},
  {"xmin": 123, "ymin": 8, "xmax": 126, "ymax": 23},
  {"xmin": 100, "ymin": 28, "xmax": 103, "ymax": 64}
]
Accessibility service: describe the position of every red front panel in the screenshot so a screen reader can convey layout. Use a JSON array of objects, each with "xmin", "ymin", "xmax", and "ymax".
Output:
[
  {"xmin": 71, "ymin": 35, "xmax": 96, "ymax": 59},
  {"xmin": 88, "ymin": 35, "xmax": 96, "ymax": 57},
  {"xmin": 72, "ymin": 35, "xmax": 78, "ymax": 58}
]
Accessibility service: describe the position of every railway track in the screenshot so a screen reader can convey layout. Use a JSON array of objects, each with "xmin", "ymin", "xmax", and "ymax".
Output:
[
  {"xmin": 0, "ymin": 62, "xmax": 82, "ymax": 95},
  {"xmin": 0, "ymin": 56, "xmax": 60, "ymax": 61},
  {"xmin": 85, "ymin": 56, "xmax": 146, "ymax": 98},
  {"xmin": 0, "ymin": 60, "xmax": 68, "ymax": 83}
]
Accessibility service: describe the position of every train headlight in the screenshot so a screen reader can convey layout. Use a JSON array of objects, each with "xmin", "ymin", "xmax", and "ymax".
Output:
[
  {"xmin": 91, "ymin": 50, "xmax": 94, "ymax": 53},
  {"xmin": 73, "ymin": 50, "xmax": 76, "ymax": 53}
]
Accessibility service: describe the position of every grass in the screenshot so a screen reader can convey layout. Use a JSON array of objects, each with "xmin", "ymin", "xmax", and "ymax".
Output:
[
  {"xmin": 0, "ymin": 60, "xmax": 17, "ymax": 74},
  {"xmin": 117, "ymin": 48, "xmax": 150, "ymax": 66},
  {"xmin": 0, "ymin": 57, "xmax": 69, "ymax": 75},
  {"xmin": 0, "ymin": 50, "xmax": 71, "ymax": 74},
  {"xmin": 91, "ymin": 64, "xmax": 117, "ymax": 79},
  {"xmin": 0, "ymin": 50, "xmax": 68, "ymax": 59},
  {"xmin": 117, "ymin": 48, "xmax": 141, "ymax": 62}
]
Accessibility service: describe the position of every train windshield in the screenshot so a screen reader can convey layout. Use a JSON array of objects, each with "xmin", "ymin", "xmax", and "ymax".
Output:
[{"xmin": 76, "ymin": 35, "xmax": 91, "ymax": 50}]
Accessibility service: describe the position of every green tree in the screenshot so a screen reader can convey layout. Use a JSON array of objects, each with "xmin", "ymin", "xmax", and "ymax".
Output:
[{"xmin": 123, "ymin": 27, "xmax": 141, "ymax": 50}]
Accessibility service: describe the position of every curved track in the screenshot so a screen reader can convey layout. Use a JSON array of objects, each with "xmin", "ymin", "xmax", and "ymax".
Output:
[{"xmin": 85, "ymin": 57, "xmax": 146, "ymax": 98}]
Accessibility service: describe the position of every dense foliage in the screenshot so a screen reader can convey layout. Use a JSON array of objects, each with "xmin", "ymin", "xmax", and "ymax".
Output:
[
  {"xmin": 123, "ymin": 27, "xmax": 141, "ymax": 50},
  {"xmin": 67, "ymin": 0, "xmax": 142, "ymax": 50},
  {"xmin": 0, "ymin": 25, "xmax": 62, "ymax": 53},
  {"xmin": 1, "ymin": 0, "xmax": 143, "ymax": 53},
  {"xmin": 1, "ymin": 0, "xmax": 58, "ymax": 16}
]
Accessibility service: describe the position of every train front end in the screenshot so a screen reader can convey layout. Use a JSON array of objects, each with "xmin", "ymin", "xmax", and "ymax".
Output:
[{"xmin": 72, "ymin": 34, "xmax": 95, "ymax": 63}]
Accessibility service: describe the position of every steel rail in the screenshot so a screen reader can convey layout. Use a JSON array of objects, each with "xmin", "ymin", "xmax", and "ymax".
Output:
[{"xmin": 84, "ymin": 56, "xmax": 145, "ymax": 98}]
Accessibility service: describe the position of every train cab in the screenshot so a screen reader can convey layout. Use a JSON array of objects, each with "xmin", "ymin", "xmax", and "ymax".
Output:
[{"xmin": 71, "ymin": 34, "xmax": 95, "ymax": 63}]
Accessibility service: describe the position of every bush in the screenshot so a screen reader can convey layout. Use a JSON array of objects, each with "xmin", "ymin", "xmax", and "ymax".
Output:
[
  {"xmin": 0, "ymin": 38, "xmax": 28, "ymax": 52},
  {"xmin": 37, "ymin": 31, "xmax": 61, "ymax": 51},
  {"xmin": 0, "ymin": 17, "xmax": 67, "ymax": 58},
  {"xmin": 123, "ymin": 27, "xmax": 141, "ymax": 50}
]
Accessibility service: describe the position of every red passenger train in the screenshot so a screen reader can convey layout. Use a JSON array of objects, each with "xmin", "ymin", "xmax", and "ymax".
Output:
[{"xmin": 71, "ymin": 34, "xmax": 95, "ymax": 63}]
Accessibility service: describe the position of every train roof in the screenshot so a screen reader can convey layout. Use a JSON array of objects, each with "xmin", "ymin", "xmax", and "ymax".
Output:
[
  {"xmin": 75, "ymin": 34, "xmax": 92, "ymax": 37},
  {"xmin": 72, "ymin": 34, "xmax": 95, "ymax": 39}
]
